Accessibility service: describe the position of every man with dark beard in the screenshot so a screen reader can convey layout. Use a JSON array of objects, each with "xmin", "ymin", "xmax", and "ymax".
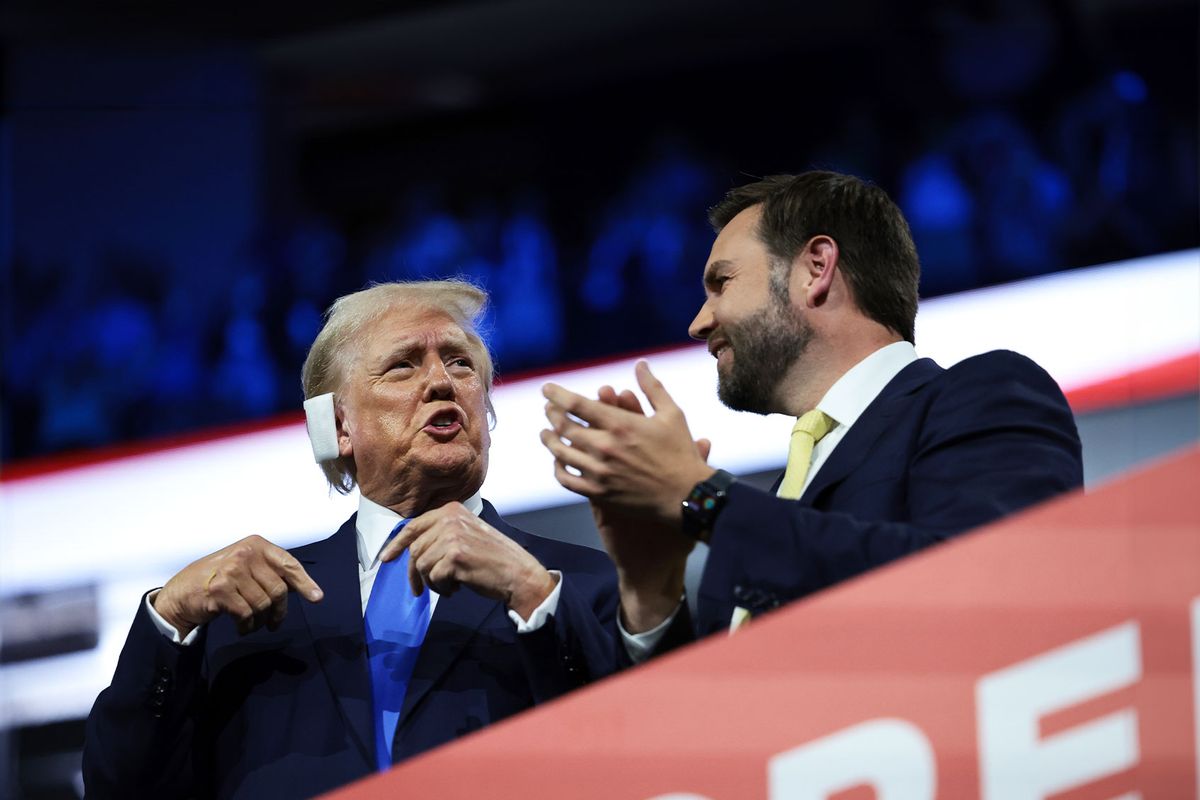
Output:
[{"xmin": 539, "ymin": 171, "xmax": 1083, "ymax": 652}]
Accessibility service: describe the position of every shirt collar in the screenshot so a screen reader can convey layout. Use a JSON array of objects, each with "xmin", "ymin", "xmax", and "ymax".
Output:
[
  {"xmin": 355, "ymin": 491, "xmax": 484, "ymax": 571},
  {"xmin": 816, "ymin": 341, "xmax": 918, "ymax": 428}
]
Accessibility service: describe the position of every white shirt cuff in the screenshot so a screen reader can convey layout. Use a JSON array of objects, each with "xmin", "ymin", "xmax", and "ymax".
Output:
[
  {"xmin": 618, "ymin": 598, "xmax": 684, "ymax": 663},
  {"xmin": 145, "ymin": 589, "xmax": 203, "ymax": 646},
  {"xmin": 506, "ymin": 570, "xmax": 563, "ymax": 633}
]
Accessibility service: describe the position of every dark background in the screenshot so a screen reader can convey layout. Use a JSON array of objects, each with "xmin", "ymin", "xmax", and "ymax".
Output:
[
  {"xmin": 2, "ymin": 0, "xmax": 1196, "ymax": 469},
  {"xmin": 0, "ymin": 4, "xmax": 1196, "ymax": 795}
]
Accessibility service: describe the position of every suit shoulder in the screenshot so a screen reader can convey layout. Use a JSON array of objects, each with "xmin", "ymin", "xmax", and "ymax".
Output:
[
  {"xmin": 946, "ymin": 349, "xmax": 1052, "ymax": 379},
  {"xmin": 925, "ymin": 349, "xmax": 1075, "ymax": 431},
  {"xmin": 938, "ymin": 349, "xmax": 1065, "ymax": 395}
]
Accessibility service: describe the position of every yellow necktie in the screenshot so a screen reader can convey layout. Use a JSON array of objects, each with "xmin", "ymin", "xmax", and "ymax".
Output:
[
  {"xmin": 777, "ymin": 409, "xmax": 835, "ymax": 500},
  {"xmin": 731, "ymin": 408, "xmax": 837, "ymax": 634}
]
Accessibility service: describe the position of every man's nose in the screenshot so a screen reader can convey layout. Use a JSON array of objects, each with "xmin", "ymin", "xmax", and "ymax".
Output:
[
  {"xmin": 688, "ymin": 299, "xmax": 714, "ymax": 341},
  {"xmin": 422, "ymin": 360, "xmax": 454, "ymax": 401}
]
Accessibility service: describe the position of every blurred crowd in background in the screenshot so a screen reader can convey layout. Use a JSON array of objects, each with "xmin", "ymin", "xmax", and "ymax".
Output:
[{"xmin": 2, "ymin": 1, "xmax": 1196, "ymax": 466}]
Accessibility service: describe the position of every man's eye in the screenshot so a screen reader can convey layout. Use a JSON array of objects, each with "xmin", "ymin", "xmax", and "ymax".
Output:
[{"xmin": 449, "ymin": 357, "xmax": 473, "ymax": 369}]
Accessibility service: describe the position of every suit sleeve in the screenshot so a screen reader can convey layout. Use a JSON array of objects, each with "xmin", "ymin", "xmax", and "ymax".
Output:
[
  {"xmin": 514, "ymin": 547, "xmax": 623, "ymax": 700},
  {"xmin": 83, "ymin": 594, "xmax": 210, "ymax": 799},
  {"xmin": 697, "ymin": 351, "xmax": 1084, "ymax": 637}
]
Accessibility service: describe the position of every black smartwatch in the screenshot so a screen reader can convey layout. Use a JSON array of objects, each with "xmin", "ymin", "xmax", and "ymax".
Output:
[{"xmin": 681, "ymin": 469, "xmax": 737, "ymax": 542}]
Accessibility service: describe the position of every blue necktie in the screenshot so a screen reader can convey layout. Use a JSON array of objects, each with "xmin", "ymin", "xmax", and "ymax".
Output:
[{"xmin": 364, "ymin": 519, "xmax": 431, "ymax": 771}]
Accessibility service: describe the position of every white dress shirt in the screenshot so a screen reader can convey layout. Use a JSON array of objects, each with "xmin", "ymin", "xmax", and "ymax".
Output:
[
  {"xmin": 780, "ymin": 341, "xmax": 918, "ymax": 498},
  {"xmin": 147, "ymin": 491, "xmax": 562, "ymax": 644}
]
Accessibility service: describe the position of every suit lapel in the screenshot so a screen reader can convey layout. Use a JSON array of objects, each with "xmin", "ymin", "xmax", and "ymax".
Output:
[
  {"xmin": 397, "ymin": 500, "xmax": 509, "ymax": 726},
  {"xmin": 800, "ymin": 358, "xmax": 941, "ymax": 505},
  {"xmin": 293, "ymin": 516, "xmax": 374, "ymax": 767}
]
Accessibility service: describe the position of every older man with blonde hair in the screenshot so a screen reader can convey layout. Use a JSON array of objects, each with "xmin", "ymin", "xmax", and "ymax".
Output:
[{"xmin": 85, "ymin": 280, "xmax": 619, "ymax": 799}]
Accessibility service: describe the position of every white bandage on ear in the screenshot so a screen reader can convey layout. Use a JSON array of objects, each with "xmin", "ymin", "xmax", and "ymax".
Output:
[{"xmin": 303, "ymin": 392, "xmax": 339, "ymax": 463}]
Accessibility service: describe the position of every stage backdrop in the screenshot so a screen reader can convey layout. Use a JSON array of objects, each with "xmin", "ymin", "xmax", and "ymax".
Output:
[{"xmin": 327, "ymin": 445, "xmax": 1200, "ymax": 799}]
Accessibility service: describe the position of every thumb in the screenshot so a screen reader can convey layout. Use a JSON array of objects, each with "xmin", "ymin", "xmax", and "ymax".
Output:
[{"xmin": 695, "ymin": 437, "xmax": 712, "ymax": 462}]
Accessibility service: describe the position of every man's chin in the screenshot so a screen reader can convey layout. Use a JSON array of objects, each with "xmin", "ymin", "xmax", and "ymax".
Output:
[
  {"xmin": 717, "ymin": 379, "xmax": 774, "ymax": 416},
  {"xmin": 412, "ymin": 446, "xmax": 486, "ymax": 483}
]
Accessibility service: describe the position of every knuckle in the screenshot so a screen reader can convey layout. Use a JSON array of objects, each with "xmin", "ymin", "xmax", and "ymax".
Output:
[{"xmin": 447, "ymin": 545, "xmax": 469, "ymax": 568}]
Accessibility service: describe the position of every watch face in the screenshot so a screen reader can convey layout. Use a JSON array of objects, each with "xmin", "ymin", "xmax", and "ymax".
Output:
[{"xmin": 682, "ymin": 472, "xmax": 735, "ymax": 541}]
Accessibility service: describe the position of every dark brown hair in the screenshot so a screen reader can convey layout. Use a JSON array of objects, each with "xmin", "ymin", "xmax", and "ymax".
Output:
[{"xmin": 708, "ymin": 171, "xmax": 920, "ymax": 343}]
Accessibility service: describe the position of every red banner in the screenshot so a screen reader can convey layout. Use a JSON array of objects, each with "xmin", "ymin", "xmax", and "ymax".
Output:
[{"xmin": 329, "ymin": 446, "xmax": 1200, "ymax": 799}]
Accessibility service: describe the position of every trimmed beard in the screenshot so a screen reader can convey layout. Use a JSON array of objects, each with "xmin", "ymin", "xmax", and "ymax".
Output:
[{"xmin": 715, "ymin": 298, "xmax": 813, "ymax": 415}]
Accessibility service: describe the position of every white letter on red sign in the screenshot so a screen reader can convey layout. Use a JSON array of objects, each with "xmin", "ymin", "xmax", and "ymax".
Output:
[
  {"xmin": 976, "ymin": 621, "xmax": 1141, "ymax": 799},
  {"xmin": 767, "ymin": 718, "xmax": 935, "ymax": 799}
]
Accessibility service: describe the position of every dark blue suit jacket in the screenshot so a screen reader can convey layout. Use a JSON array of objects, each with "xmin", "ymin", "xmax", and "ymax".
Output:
[
  {"xmin": 83, "ymin": 501, "xmax": 619, "ymax": 799},
  {"xmin": 686, "ymin": 350, "xmax": 1083, "ymax": 638}
]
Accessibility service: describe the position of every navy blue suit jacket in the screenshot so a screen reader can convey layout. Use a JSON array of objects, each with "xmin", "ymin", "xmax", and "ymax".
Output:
[
  {"xmin": 685, "ymin": 350, "xmax": 1083, "ymax": 638},
  {"xmin": 83, "ymin": 501, "xmax": 619, "ymax": 799}
]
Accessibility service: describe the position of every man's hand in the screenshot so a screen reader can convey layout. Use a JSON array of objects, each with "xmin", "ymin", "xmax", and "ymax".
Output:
[
  {"xmin": 540, "ymin": 361, "xmax": 714, "ymax": 525},
  {"xmin": 541, "ymin": 363, "xmax": 714, "ymax": 632},
  {"xmin": 382, "ymin": 503, "xmax": 557, "ymax": 620},
  {"xmin": 154, "ymin": 535, "xmax": 324, "ymax": 638}
]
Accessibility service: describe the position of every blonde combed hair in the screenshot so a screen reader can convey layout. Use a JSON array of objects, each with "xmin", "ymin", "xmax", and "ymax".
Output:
[{"xmin": 301, "ymin": 279, "xmax": 495, "ymax": 494}]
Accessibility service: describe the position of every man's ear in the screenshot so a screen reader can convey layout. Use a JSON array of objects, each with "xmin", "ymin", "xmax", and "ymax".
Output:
[
  {"xmin": 335, "ymin": 398, "xmax": 354, "ymax": 460},
  {"xmin": 801, "ymin": 235, "xmax": 839, "ymax": 308}
]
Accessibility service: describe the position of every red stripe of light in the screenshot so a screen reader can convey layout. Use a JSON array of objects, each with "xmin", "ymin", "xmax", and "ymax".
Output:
[{"xmin": 1064, "ymin": 352, "xmax": 1199, "ymax": 415}]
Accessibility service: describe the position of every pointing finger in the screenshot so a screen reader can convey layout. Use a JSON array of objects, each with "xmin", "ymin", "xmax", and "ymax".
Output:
[
  {"xmin": 382, "ymin": 520, "xmax": 422, "ymax": 563},
  {"xmin": 266, "ymin": 547, "xmax": 323, "ymax": 603}
]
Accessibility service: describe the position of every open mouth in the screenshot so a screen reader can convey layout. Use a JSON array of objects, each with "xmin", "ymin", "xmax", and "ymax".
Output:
[{"xmin": 424, "ymin": 408, "xmax": 463, "ymax": 436}]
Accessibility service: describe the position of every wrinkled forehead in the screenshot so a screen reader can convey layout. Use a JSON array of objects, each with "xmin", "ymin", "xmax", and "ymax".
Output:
[{"xmin": 340, "ymin": 305, "xmax": 486, "ymax": 375}]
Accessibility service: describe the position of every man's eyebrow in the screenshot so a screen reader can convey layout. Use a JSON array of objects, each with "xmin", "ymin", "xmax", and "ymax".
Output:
[
  {"xmin": 703, "ymin": 259, "xmax": 733, "ymax": 287},
  {"xmin": 378, "ymin": 332, "xmax": 473, "ymax": 362},
  {"xmin": 439, "ymin": 332, "xmax": 472, "ymax": 350},
  {"xmin": 375, "ymin": 340, "xmax": 417, "ymax": 365}
]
